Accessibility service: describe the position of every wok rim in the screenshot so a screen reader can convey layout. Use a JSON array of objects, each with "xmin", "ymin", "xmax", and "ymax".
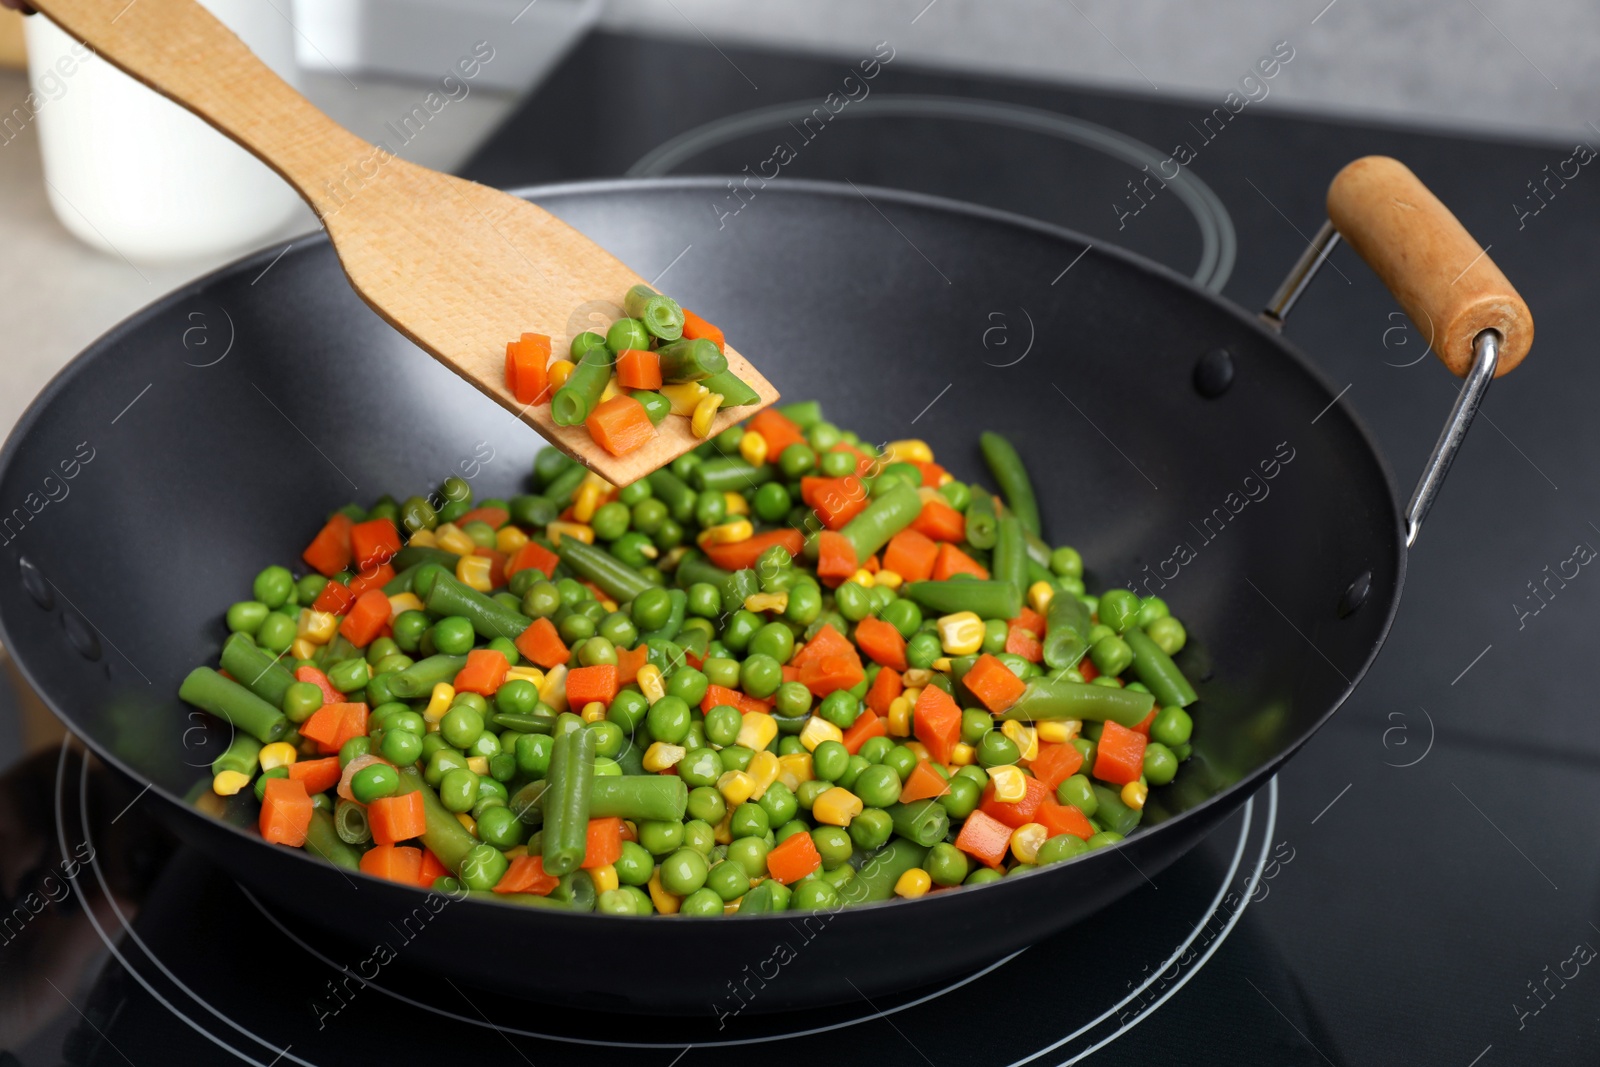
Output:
[{"xmin": 0, "ymin": 175, "xmax": 1407, "ymax": 924}]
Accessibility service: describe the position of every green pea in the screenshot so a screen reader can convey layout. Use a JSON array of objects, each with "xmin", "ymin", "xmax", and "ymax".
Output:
[
  {"xmin": 926, "ymin": 842, "xmax": 970, "ymax": 886},
  {"xmin": 847, "ymin": 807, "xmax": 893, "ymax": 851},
  {"xmin": 980, "ymin": 618, "xmax": 1009, "ymax": 656},
  {"xmin": 627, "ymin": 497, "xmax": 666, "ymax": 536},
  {"xmin": 660, "ymin": 847, "xmax": 709, "ymax": 895},
  {"xmin": 906, "ymin": 631, "xmax": 942, "ymax": 670},
  {"xmin": 1098, "ymin": 588, "xmax": 1142, "ymax": 634},
  {"xmin": 439, "ymin": 768, "xmax": 481, "ymax": 813},
  {"xmin": 347, "ymin": 763, "xmax": 398, "ymax": 804},
  {"xmin": 748, "ymin": 622, "xmax": 795, "ymax": 665},
  {"xmin": 808, "ymin": 741, "xmax": 848, "ymax": 784},
  {"xmin": 1146, "ymin": 616, "xmax": 1187, "ymax": 656},
  {"xmin": 880, "ymin": 745, "xmax": 919, "ymax": 782},
  {"xmin": 515, "ymin": 581, "xmax": 557, "ymax": 620},
  {"xmin": 702, "ymin": 656, "xmax": 741, "ymax": 689},
  {"xmin": 939, "ymin": 776, "xmax": 982, "ymax": 819},
  {"xmin": 281, "ymin": 681, "xmax": 324, "ymax": 724},
  {"xmin": 677, "ymin": 584, "xmax": 718, "ymax": 622},
  {"xmin": 1151, "ymin": 705, "xmax": 1193, "ymax": 748},
  {"xmin": 645, "ymin": 695, "xmax": 691, "ymax": 744},
  {"xmin": 1143, "ymin": 742, "xmax": 1179, "ymax": 786},
  {"xmin": 252, "ymin": 612, "xmax": 294, "ymax": 655},
  {"xmin": 835, "ymin": 755, "xmax": 869, "ymax": 791},
  {"xmin": 252, "ymin": 566, "xmax": 294, "ymax": 609},
  {"xmin": 380, "ymin": 729, "xmax": 423, "ymax": 767},
  {"xmin": 778, "ymin": 443, "xmax": 817, "ymax": 477},
  {"xmin": 757, "ymin": 781, "xmax": 798, "ymax": 825},
  {"xmin": 809, "ymin": 826, "xmax": 853, "ymax": 869},
  {"xmin": 721, "ymin": 610, "xmax": 762, "ymax": 653},
  {"xmin": 879, "ymin": 599, "xmax": 922, "ymax": 640},
  {"xmin": 818, "ymin": 690, "xmax": 860, "ymax": 730},
  {"xmin": 964, "ymin": 867, "xmax": 1002, "ymax": 887},
  {"xmin": 719, "ymin": 745, "xmax": 755, "ymax": 773},
  {"xmin": 653, "ymin": 519, "xmax": 684, "ymax": 551},
  {"xmin": 1090, "ymin": 634, "xmax": 1134, "ymax": 677},
  {"xmin": 430, "ymin": 616, "xmax": 476, "ymax": 656},
  {"xmin": 440, "ymin": 706, "xmax": 485, "ymax": 750},
  {"xmin": 791, "ymin": 877, "xmax": 839, "ymax": 911},
  {"xmin": 666, "ymin": 667, "xmax": 709, "ymax": 707},
  {"xmin": 489, "ymin": 679, "xmax": 536, "ymax": 718},
  {"xmin": 748, "ymin": 482, "xmax": 788, "ymax": 522},
  {"xmin": 818, "ymin": 449, "xmax": 856, "ymax": 478},
  {"xmin": 386, "ymin": 610, "xmax": 426, "ymax": 654},
  {"xmin": 327, "ymin": 656, "xmax": 370, "ymax": 694},
  {"xmin": 703, "ymin": 704, "xmax": 742, "ymax": 748},
  {"xmin": 638, "ymin": 819, "xmax": 685, "ymax": 856},
  {"xmin": 772, "ymin": 681, "xmax": 812, "ymax": 719},
  {"xmin": 686, "ymin": 785, "xmax": 727, "ymax": 825},
  {"xmin": 977, "ymin": 729, "xmax": 1020, "ymax": 767},
  {"xmin": 677, "ymin": 887, "xmax": 721, "ymax": 916},
  {"xmin": 1056, "ymin": 773, "xmax": 1097, "ymax": 815},
  {"xmin": 226, "ymin": 600, "xmax": 269, "ymax": 634},
  {"xmin": 420, "ymin": 734, "xmax": 452, "ymax": 761},
  {"xmin": 857, "ymin": 736, "xmax": 893, "ymax": 765},
  {"xmin": 705, "ymin": 860, "xmax": 749, "ymax": 902},
  {"xmin": 677, "ymin": 748, "xmax": 724, "ymax": 788},
  {"xmin": 577, "ymin": 636, "xmax": 617, "ymax": 668},
  {"xmin": 604, "ymin": 689, "xmax": 647, "ymax": 733},
  {"xmin": 835, "ymin": 581, "xmax": 872, "ymax": 622},
  {"xmin": 1087, "ymin": 831, "xmax": 1124, "ymax": 851},
  {"xmin": 693, "ymin": 490, "xmax": 728, "ymax": 530},
  {"xmin": 852, "ymin": 764, "xmax": 901, "ymax": 808},
  {"xmin": 373, "ymin": 654, "xmax": 414, "ymax": 678},
  {"xmin": 470, "ymin": 805, "xmax": 520, "ymax": 849},
  {"xmin": 796, "ymin": 779, "xmax": 832, "ymax": 810},
  {"xmin": 584, "ymin": 720, "xmax": 624, "ymax": 760},
  {"xmin": 454, "ymin": 844, "xmax": 505, "ymax": 892},
  {"xmin": 628, "ymin": 587, "xmax": 672, "ymax": 632},
  {"xmin": 556, "ymin": 612, "xmax": 594, "ymax": 644},
  {"xmin": 730, "ymin": 802, "xmax": 770, "ymax": 839},
  {"xmin": 338, "ymin": 737, "xmax": 372, "ymax": 767},
  {"xmin": 739, "ymin": 654, "xmax": 783, "ymax": 699},
  {"xmin": 1037, "ymin": 833, "xmax": 1089, "ymax": 865}
]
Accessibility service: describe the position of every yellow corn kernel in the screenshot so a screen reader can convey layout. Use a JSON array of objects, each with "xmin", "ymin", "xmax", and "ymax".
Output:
[
  {"xmin": 1122, "ymin": 780, "xmax": 1149, "ymax": 811},
  {"xmin": 424, "ymin": 682, "xmax": 456, "ymax": 723},
  {"xmin": 884, "ymin": 439, "xmax": 934, "ymax": 464},
  {"xmin": 636, "ymin": 664, "xmax": 666, "ymax": 704},
  {"xmin": 539, "ymin": 663, "xmax": 569, "ymax": 713},
  {"xmin": 1027, "ymin": 580, "xmax": 1056, "ymax": 615},
  {"xmin": 849, "ymin": 569, "xmax": 876, "ymax": 588},
  {"xmin": 737, "ymin": 711, "xmax": 778, "ymax": 751},
  {"xmin": 426, "ymin": 719, "xmax": 441, "ymax": 735},
  {"xmin": 738, "ymin": 429, "xmax": 769, "ymax": 467},
  {"xmin": 506, "ymin": 666, "xmax": 544, "ymax": 686},
  {"xmin": 874, "ymin": 569, "xmax": 903, "ymax": 590},
  {"xmin": 647, "ymin": 867, "xmax": 681, "ymax": 915},
  {"xmin": 434, "ymin": 522, "xmax": 476, "ymax": 556},
  {"xmin": 571, "ymin": 481, "xmax": 602, "ymax": 524},
  {"xmin": 812, "ymin": 787, "xmax": 864, "ymax": 826},
  {"xmin": 887, "ymin": 696, "xmax": 914, "ymax": 737},
  {"xmin": 636, "ymin": 542, "xmax": 659, "ymax": 561},
  {"xmin": 777, "ymin": 752, "xmax": 814, "ymax": 790},
  {"xmin": 643, "ymin": 742, "xmax": 686, "ymax": 772},
  {"xmin": 212, "ymin": 769, "xmax": 250, "ymax": 796},
  {"xmin": 495, "ymin": 525, "xmax": 530, "ymax": 555},
  {"xmin": 936, "ymin": 611, "xmax": 985, "ymax": 656},
  {"xmin": 466, "ymin": 755, "xmax": 490, "ymax": 776},
  {"xmin": 706, "ymin": 519, "xmax": 753, "ymax": 544},
  {"xmin": 547, "ymin": 358, "xmax": 576, "ymax": 389},
  {"xmin": 798, "ymin": 715, "xmax": 844, "ymax": 752},
  {"xmin": 581, "ymin": 700, "xmax": 608, "ymax": 724},
  {"xmin": 938, "ymin": 472, "xmax": 955, "ymax": 487},
  {"xmin": 546, "ymin": 521, "xmax": 594, "ymax": 546},
  {"xmin": 903, "ymin": 740, "xmax": 930, "ymax": 762},
  {"xmin": 930, "ymin": 657, "xmax": 953, "ymax": 673},
  {"xmin": 599, "ymin": 375, "xmax": 621, "ymax": 404},
  {"xmin": 950, "ymin": 742, "xmax": 976, "ymax": 766},
  {"xmin": 691, "ymin": 392, "xmax": 725, "ymax": 438},
  {"xmin": 722, "ymin": 491, "xmax": 749, "ymax": 516},
  {"xmin": 599, "ymin": 597, "xmax": 619, "ymax": 614},
  {"xmin": 717, "ymin": 770, "xmax": 756, "ymax": 807},
  {"xmin": 456, "ymin": 812, "xmax": 477, "ymax": 835},
  {"xmin": 894, "ymin": 867, "xmax": 933, "ymax": 899},
  {"xmin": 1011, "ymin": 822, "xmax": 1049, "ymax": 864},
  {"xmin": 917, "ymin": 486, "xmax": 946, "ymax": 506},
  {"xmin": 407, "ymin": 528, "xmax": 439, "ymax": 548},
  {"xmin": 297, "ymin": 608, "xmax": 339, "ymax": 644},
  {"xmin": 195, "ymin": 789, "xmax": 228, "ymax": 819},
  {"xmin": 660, "ymin": 381, "xmax": 709, "ymax": 416},
  {"xmin": 987, "ymin": 765, "xmax": 1026, "ymax": 802},
  {"xmin": 901, "ymin": 687, "xmax": 923, "ymax": 707},
  {"xmin": 1002, "ymin": 720, "xmax": 1039, "ymax": 762},
  {"xmin": 589, "ymin": 863, "xmax": 619, "ymax": 894},
  {"xmin": 901, "ymin": 668, "xmax": 933, "ymax": 688},
  {"xmin": 258, "ymin": 741, "xmax": 299, "ymax": 772},
  {"xmin": 744, "ymin": 591, "xmax": 789, "ymax": 614},
  {"xmin": 1037, "ymin": 719, "xmax": 1082, "ymax": 744},
  {"xmin": 746, "ymin": 750, "xmax": 781, "ymax": 799},
  {"xmin": 661, "ymin": 545, "xmax": 691, "ymax": 571},
  {"xmin": 388, "ymin": 592, "xmax": 425, "ymax": 621},
  {"xmin": 290, "ymin": 638, "xmax": 318, "ymax": 661},
  {"xmin": 581, "ymin": 471, "xmax": 615, "ymax": 492},
  {"xmin": 455, "ymin": 553, "xmax": 494, "ymax": 592}
]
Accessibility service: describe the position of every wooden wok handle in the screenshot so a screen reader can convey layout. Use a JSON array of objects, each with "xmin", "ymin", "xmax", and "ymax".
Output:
[
  {"xmin": 1327, "ymin": 156, "xmax": 1532, "ymax": 377},
  {"xmin": 27, "ymin": 0, "xmax": 366, "ymax": 219}
]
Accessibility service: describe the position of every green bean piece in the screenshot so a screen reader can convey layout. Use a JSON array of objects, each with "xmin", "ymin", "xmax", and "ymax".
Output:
[
  {"xmin": 843, "ymin": 838, "xmax": 930, "ymax": 905},
  {"xmin": 673, "ymin": 550, "xmax": 732, "ymax": 591},
  {"xmin": 1124, "ymin": 628, "xmax": 1198, "ymax": 708},
  {"xmin": 963, "ymin": 489, "xmax": 998, "ymax": 550},
  {"xmin": 425, "ymin": 575, "xmax": 531, "ymax": 642},
  {"xmin": 630, "ymin": 390, "xmax": 672, "ymax": 426},
  {"xmin": 396, "ymin": 767, "xmax": 479, "ymax": 873},
  {"xmin": 544, "ymin": 463, "xmax": 589, "ymax": 510},
  {"xmin": 218, "ymin": 633, "xmax": 296, "ymax": 708},
  {"xmin": 543, "ymin": 728, "xmax": 597, "ymax": 876},
  {"xmin": 1092, "ymin": 784, "xmax": 1143, "ymax": 835},
  {"xmin": 1024, "ymin": 529, "xmax": 1052, "ymax": 569},
  {"xmin": 381, "ymin": 564, "xmax": 421, "ymax": 596},
  {"xmin": 210, "ymin": 734, "xmax": 263, "ymax": 777},
  {"xmin": 998, "ymin": 677, "xmax": 1155, "ymax": 726},
  {"xmin": 991, "ymin": 514, "xmax": 1028, "ymax": 603},
  {"xmin": 978, "ymin": 431, "xmax": 1041, "ymax": 538},
  {"xmin": 556, "ymin": 538, "xmax": 658, "ymax": 602},
  {"xmin": 179, "ymin": 667, "xmax": 289, "ymax": 744},
  {"xmin": 840, "ymin": 482, "xmax": 923, "ymax": 563},
  {"xmin": 589, "ymin": 775, "xmax": 688, "ymax": 821},
  {"xmin": 777, "ymin": 400, "xmax": 822, "ymax": 428},
  {"xmin": 333, "ymin": 799, "xmax": 371, "ymax": 845},
  {"xmin": 304, "ymin": 810, "xmax": 363, "ymax": 870},
  {"xmin": 552, "ymin": 345, "xmax": 616, "ymax": 427},
  {"xmin": 647, "ymin": 468, "xmax": 698, "ymax": 522},
  {"xmin": 698, "ymin": 370, "xmax": 760, "ymax": 407},
  {"xmin": 509, "ymin": 494, "xmax": 559, "ymax": 528},
  {"xmin": 691, "ymin": 457, "xmax": 773, "ymax": 493},
  {"xmin": 1042, "ymin": 589, "xmax": 1093, "ymax": 670},
  {"xmin": 903, "ymin": 580, "xmax": 1022, "ymax": 621},
  {"xmin": 887, "ymin": 800, "xmax": 950, "ymax": 847},
  {"xmin": 388, "ymin": 654, "xmax": 468, "ymax": 700},
  {"xmin": 624, "ymin": 284, "xmax": 686, "ymax": 341},
  {"xmin": 466, "ymin": 889, "xmax": 574, "ymax": 910},
  {"xmin": 533, "ymin": 446, "xmax": 576, "ymax": 490},
  {"xmin": 655, "ymin": 338, "xmax": 727, "ymax": 383}
]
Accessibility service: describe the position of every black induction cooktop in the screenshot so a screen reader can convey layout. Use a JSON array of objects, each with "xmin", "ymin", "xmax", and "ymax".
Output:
[{"xmin": 5, "ymin": 28, "xmax": 1599, "ymax": 1067}]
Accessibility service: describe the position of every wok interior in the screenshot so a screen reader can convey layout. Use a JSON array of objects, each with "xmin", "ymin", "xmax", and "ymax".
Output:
[{"xmin": 0, "ymin": 180, "xmax": 1401, "ymax": 1008}]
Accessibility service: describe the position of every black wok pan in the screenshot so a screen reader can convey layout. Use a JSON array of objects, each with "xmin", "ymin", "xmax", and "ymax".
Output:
[{"xmin": 0, "ymin": 159, "xmax": 1529, "ymax": 1014}]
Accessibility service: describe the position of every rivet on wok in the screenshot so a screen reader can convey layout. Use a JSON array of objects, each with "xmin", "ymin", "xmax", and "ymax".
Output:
[
  {"xmin": 62, "ymin": 610, "xmax": 101, "ymax": 662},
  {"xmin": 1193, "ymin": 348, "xmax": 1234, "ymax": 398},
  {"xmin": 1337, "ymin": 571, "xmax": 1372, "ymax": 618},
  {"xmin": 18, "ymin": 557, "xmax": 54, "ymax": 611}
]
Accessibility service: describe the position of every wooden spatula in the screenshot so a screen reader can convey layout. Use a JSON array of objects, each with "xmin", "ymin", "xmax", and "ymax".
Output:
[{"xmin": 28, "ymin": 0, "xmax": 779, "ymax": 484}]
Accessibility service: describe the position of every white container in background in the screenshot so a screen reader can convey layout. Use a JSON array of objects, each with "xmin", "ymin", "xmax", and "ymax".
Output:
[{"xmin": 25, "ymin": 1, "xmax": 304, "ymax": 263}]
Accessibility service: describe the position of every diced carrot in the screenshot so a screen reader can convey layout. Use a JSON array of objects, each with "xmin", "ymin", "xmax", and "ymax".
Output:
[
  {"xmin": 789, "ymin": 623, "xmax": 851, "ymax": 670},
  {"xmin": 586, "ymin": 396, "xmax": 658, "ymax": 458},
  {"xmin": 259, "ymin": 777, "xmax": 314, "ymax": 846},
  {"xmin": 368, "ymin": 791, "xmax": 427, "ymax": 845},
  {"xmin": 932, "ymin": 543, "xmax": 989, "ymax": 581},
  {"xmin": 881, "ymin": 528, "xmax": 940, "ymax": 584},
  {"xmin": 299, "ymin": 702, "xmax": 369, "ymax": 755},
  {"xmin": 840, "ymin": 708, "xmax": 887, "ymax": 754},
  {"xmin": 418, "ymin": 849, "xmax": 449, "ymax": 889},
  {"xmin": 1131, "ymin": 707, "xmax": 1157, "ymax": 737},
  {"xmin": 514, "ymin": 616, "xmax": 569, "ymax": 669},
  {"xmin": 347, "ymin": 562, "xmax": 395, "ymax": 597},
  {"xmin": 295, "ymin": 665, "xmax": 341, "ymax": 705},
  {"xmin": 815, "ymin": 530, "xmax": 859, "ymax": 587},
  {"xmin": 865, "ymin": 667, "xmax": 903, "ymax": 717},
  {"xmin": 801, "ymin": 476, "xmax": 869, "ymax": 530},
  {"xmin": 898, "ymin": 760, "xmax": 951, "ymax": 802},
  {"xmin": 506, "ymin": 540, "xmax": 561, "ymax": 583},
  {"xmin": 979, "ymin": 774, "xmax": 1050, "ymax": 829},
  {"xmin": 454, "ymin": 648, "xmax": 510, "ymax": 696},
  {"xmin": 699, "ymin": 684, "xmax": 772, "ymax": 716},
  {"xmin": 853, "ymin": 616, "xmax": 907, "ymax": 671},
  {"xmin": 615, "ymin": 348, "xmax": 663, "ymax": 390},
  {"xmin": 703, "ymin": 528, "xmax": 804, "ymax": 571},
  {"xmin": 460, "ymin": 506, "xmax": 510, "ymax": 530},
  {"xmin": 1011, "ymin": 606, "xmax": 1047, "ymax": 638},
  {"xmin": 287, "ymin": 756, "xmax": 341, "ymax": 796},
  {"xmin": 913, "ymin": 461, "xmax": 947, "ymax": 488},
  {"xmin": 1094, "ymin": 720, "xmax": 1147, "ymax": 785},
  {"xmin": 681, "ymin": 308, "xmax": 726, "ymax": 352},
  {"xmin": 615, "ymin": 644, "xmax": 650, "ymax": 686},
  {"xmin": 350, "ymin": 517, "xmax": 402, "ymax": 572},
  {"xmin": 494, "ymin": 854, "xmax": 561, "ymax": 895},
  {"xmin": 912, "ymin": 685, "xmax": 962, "ymax": 764},
  {"xmin": 797, "ymin": 641, "xmax": 864, "ymax": 698},
  {"xmin": 766, "ymin": 830, "xmax": 823, "ymax": 884},
  {"xmin": 566, "ymin": 664, "xmax": 619, "ymax": 708},
  {"xmin": 963, "ymin": 653, "xmax": 1027, "ymax": 714},
  {"xmin": 472, "ymin": 547, "xmax": 509, "ymax": 589},
  {"xmin": 505, "ymin": 333, "xmax": 552, "ymax": 405},
  {"xmin": 1037, "ymin": 797, "xmax": 1095, "ymax": 840},
  {"xmin": 302, "ymin": 513, "xmax": 353, "ymax": 577},
  {"xmin": 909, "ymin": 497, "xmax": 965, "ymax": 543},
  {"xmin": 312, "ymin": 579, "xmax": 355, "ymax": 615},
  {"xmin": 1028, "ymin": 742, "xmax": 1085, "ymax": 792},
  {"xmin": 747, "ymin": 408, "xmax": 807, "ymax": 456},
  {"xmin": 1005, "ymin": 625, "xmax": 1043, "ymax": 663},
  {"xmin": 1079, "ymin": 659, "xmax": 1100, "ymax": 683},
  {"xmin": 360, "ymin": 844, "xmax": 423, "ymax": 885},
  {"xmin": 954, "ymin": 808, "xmax": 1012, "ymax": 869},
  {"xmin": 580, "ymin": 816, "xmax": 625, "ymax": 869},
  {"xmin": 339, "ymin": 588, "xmax": 392, "ymax": 646}
]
